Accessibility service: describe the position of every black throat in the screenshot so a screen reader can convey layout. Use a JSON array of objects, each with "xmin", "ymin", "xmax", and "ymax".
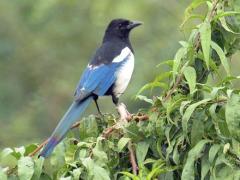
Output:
[{"xmin": 102, "ymin": 33, "xmax": 133, "ymax": 53}]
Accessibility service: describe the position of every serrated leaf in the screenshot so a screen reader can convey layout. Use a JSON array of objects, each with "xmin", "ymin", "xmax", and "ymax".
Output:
[
  {"xmin": 199, "ymin": 22, "xmax": 211, "ymax": 69},
  {"xmin": 183, "ymin": 66, "xmax": 197, "ymax": 94},
  {"xmin": 182, "ymin": 98, "xmax": 211, "ymax": 136},
  {"xmin": 211, "ymin": 41, "xmax": 230, "ymax": 76},
  {"xmin": 18, "ymin": 157, "xmax": 34, "ymax": 180},
  {"xmin": 181, "ymin": 140, "xmax": 210, "ymax": 180},
  {"xmin": 117, "ymin": 137, "xmax": 130, "ymax": 152}
]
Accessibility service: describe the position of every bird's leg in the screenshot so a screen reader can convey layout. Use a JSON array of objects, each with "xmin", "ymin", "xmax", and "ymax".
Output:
[
  {"xmin": 116, "ymin": 103, "xmax": 131, "ymax": 122},
  {"xmin": 93, "ymin": 95, "xmax": 103, "ymax": 116},
  {"xmin": 112, "ymin": 95, "xmax": 131, "ymax": 121}
]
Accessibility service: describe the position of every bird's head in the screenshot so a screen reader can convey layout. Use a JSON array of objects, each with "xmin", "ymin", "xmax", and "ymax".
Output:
[{"xmin": 104, "ymin": 18, "xmax": 142, "ymax": 41}]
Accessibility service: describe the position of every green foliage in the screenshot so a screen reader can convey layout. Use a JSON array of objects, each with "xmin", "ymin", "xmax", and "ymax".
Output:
[
  {"xmin": 0, "ymin": 0, "xmax": 190, "ymax": 148},
  {"xmin": 1, "ymin": 0, "xmax": 240, "ymax": 179}
]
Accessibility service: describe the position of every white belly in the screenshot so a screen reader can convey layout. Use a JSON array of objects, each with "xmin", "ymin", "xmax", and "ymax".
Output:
[{"xmin": 113, "ymin": 52, "xmax": 134, "ymax": 97}]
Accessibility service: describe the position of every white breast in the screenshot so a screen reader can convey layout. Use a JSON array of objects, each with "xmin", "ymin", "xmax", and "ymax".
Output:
[{"xmin": 113, "ymin": 48, "xmax": 134, "ymax": 97}]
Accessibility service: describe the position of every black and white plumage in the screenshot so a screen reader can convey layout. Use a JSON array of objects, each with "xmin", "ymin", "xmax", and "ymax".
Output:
[
  {"xmin": 75, "ymin": 19, "xmax": 142, "ymax": 107},
  {"xmin": 39, "ymin": 18, "xmax": 142, "ymax": 157}
]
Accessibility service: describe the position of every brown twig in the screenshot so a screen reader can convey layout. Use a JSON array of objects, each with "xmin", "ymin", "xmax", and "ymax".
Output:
[
  {"xmin": 102, "ymin": 113, "xmax": 149, "ymax": 138},
  {"xmin": 29, "ymin": 113, "xmax": 149, "ymax": 157},
  {"xmin": 29, "ymin": 121, "xmax": 82, "ymax": 157},
  {"xmin": 127, "ymin": 113, "xmax": 149, "ymax": 122},
  {"xmin": 101, "ymin": 124, "xmax": 119, "ymax": 138},
  {"xmin": 163, "ymin": 74, "xmax": 183, "ymax": 102},
  {"xmin": 128, "ymin": 140, "xmax": 138, "ymax": 175},
  {"xmin": 29, "ymin": 139, "xmax": 49, "ymax": 157}
]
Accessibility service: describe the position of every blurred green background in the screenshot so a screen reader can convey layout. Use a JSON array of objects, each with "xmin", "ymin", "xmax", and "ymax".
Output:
[{"xmin": 0, "ymin": 0, "xmax": 194, "ymax": 147}]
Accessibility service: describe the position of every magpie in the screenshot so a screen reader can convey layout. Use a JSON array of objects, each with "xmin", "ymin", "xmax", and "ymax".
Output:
[{"xmin": 39, "ymin": 18, "xmax": 142, "ymax": 157}]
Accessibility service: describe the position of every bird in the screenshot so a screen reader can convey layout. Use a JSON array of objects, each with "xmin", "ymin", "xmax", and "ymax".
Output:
[{"xmin": 39, "ymin": 18, "xmax": 142, "ymax": 157}]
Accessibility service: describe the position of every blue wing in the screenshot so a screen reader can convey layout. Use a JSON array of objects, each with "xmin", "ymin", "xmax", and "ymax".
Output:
[
  {"xmin": 74, "ymin": 45, "xmax": 133, "ymax": 101},
  {"xmin": 74, "ymin": 63, "xmax": 122, "ymax": 100}
]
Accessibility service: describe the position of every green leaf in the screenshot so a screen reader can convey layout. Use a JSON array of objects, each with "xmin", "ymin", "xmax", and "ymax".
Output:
[
  {"xmin": 32, "ymin": 157, "xmax": 44, "ymax": 180},
  {"xmin": 220, "ymin": 17, "xmax": 240, "ymax": 34},
  {"xmin": 65, "ymin": 143, "xmax": 78, "ymax": 164},
  {"xmin": 119, "ymin": 171, "xmax": 140, "ymax": 180},
  {"xmin": 181, "ymin": 0, "xmax": 208, "ymax": 28},
  {"xmin": 136, "ymin": 141, "xmax": 149, "ymax": 165},
  {"xmin": 79, "ymin": 115, "xmax": 99, "ymax": 139},
  {"xmin": 210, "ymin": 86, "xmax": 225, "ymax": 98},
  {"xmin": 0, "ymin": 167, "xmax": 7, "ymax": 180},
  {"xmin": 183, "ymin": 66, "xmax": 197, "ymax": 94},
  {"xmin": 199, "ymin": 21, "xmax": 211, "ymax": 69},
  {"xmin": 180, "ymin": 100, "xmax": 192, "ymax": 116},
  {"xmin": 182, "ymin": 98, "xmax": 211, "ymax": 136},
  {"xmin": 173, "ymin": 135, "xmax": 184, "ymax": 165},
  {"xmin": 136, "ymin": 95, "xmax": 153, "ymax": 105},
  {"xmin": 72, "ymin": 168, "xmax": 82, "ymax": 180},
  {"xmin": 211, "ymin": 41, "xmax": 230, "ymax": 76},
  {"xmin": 213, "ymin": 11, "xmax": 240, "ymax": 21},
  {"xmin": 232, "ymin": 138, "xmax": 240, "ymax": 157},
  {"xmin": 137, "ymin": 81, "xmax": 167, "ymax": 95},
  {"xmin": 0, "ymin": 148, "xmax": 17, "ymax": 168},
  {"xmin": 24, "ymin": 144, "xmax": 38, "ymax": 156},
  {"xmin": 50, "ymin": 142, "xmax": 65, "ymax": 170},
  {"xmin": 201, "ymin": 153, "xmax": 210, "ymax": 180},
  {"xmin": 92, "ymin": 147, "xmax": 108, "ymax": 164},
  {"xmin": 181, "ymin": 140, "xmax": 210, "ymax": 180},
  {"xmin": 156, "ymin": 60, "xmax": 174, "ymax": 68},
  {"xmin": 82, "ymin": 158, "xmax": 110, "ymax": 180},
  {"xmin": 190, "ymin": 112, "xmax": 204, "ymax": 146},
  {"xmin": 173, "ymin": 47, "xmax": 186, "ymax": 79},
  {"xmin": 118, "ymin": 137, "xmax": 130, "ymax": 152},
  {"xmin": 225, "ymin": 93, "xmax": 240, "ymax": 141},
  {"xmin": 18, "ymin": 157, "xmax": 34, "ymax": 180},
  {"xmin": 209, "ymin": 144, "xmax": 221, "ymax": 164}
]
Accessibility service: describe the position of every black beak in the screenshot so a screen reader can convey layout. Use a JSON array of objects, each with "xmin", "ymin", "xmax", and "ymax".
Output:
[{"xmin": 127, "ymin": 20, "xmax": 143, "ymax": 29}]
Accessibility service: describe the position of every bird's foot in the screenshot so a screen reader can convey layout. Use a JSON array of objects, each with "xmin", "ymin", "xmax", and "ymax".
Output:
[
  {"xmin": 116, "ymin": 103, "xmax": 132, "ymax": 122},
  {"xmin": 97, "ymin": 110, "xmax": 104, "ymax": 118}
]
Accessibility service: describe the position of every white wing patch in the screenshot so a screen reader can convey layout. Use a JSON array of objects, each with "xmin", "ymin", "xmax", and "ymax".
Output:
[
  {"xmin": 113, "ymin": 50, "xmax": 134, "ymax": 97},
  {"xmin": 112, "ymin": 47, "xmax": 132, "ymax": 63}
]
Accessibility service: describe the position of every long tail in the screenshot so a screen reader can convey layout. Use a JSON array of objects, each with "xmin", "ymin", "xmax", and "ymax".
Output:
[{"xmin": 39, "ymin": 97, "xmax": 92, "ymax": 157}]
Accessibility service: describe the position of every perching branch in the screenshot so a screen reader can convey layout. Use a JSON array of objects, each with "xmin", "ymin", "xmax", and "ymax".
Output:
[
  {"xmin": 29, "ymin": 112, "xmax": 148, "ymax": 157},
  {"xmin": 128, "ymin": 140, "xmax": 138, "ymax": 175}
]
